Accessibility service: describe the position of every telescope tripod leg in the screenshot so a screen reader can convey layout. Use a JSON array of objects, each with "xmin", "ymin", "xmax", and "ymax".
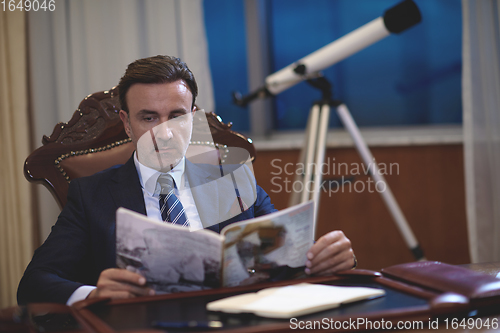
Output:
[
  {"xmin": 288, "ymin": 102, "xmax": 331, "ymax": 240},
  {"xmin": 287, "ymin": 104, "xmax": 318, "ymax": 207},
  {"xmin": 335, "ymin": 103, "xmax": 425, "ymax": 261},
  {"xmin": 288, "ymin": 102, "xmax": 425, "ymax": 261}
]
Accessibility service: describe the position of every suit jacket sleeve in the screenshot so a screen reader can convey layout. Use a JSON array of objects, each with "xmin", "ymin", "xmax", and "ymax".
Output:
[
  {"xmin": 18, "ymin": 157, "xmax": 144, "ymax": 305},
  {"xmin": 17, "ymin": 180, "xmax": 94, "ymax": 305},
  {"xmin": 254, "ymin": 185, "xmax": 277, "ymax": 217}
]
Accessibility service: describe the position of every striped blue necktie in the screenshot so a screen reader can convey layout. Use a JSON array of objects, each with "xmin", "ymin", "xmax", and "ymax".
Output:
[{"xmin": 158, "ymin": 174, "xmax": 189, "ymax": 228}]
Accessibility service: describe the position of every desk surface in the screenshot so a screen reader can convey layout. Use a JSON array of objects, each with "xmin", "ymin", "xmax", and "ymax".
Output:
[
  {"xmin": 88, "ymin": 277, "xmax": 429, "ymax": 332},
  {"xmin": 2, "ymin": 262, "xmax": 500, "ymax": 333}
]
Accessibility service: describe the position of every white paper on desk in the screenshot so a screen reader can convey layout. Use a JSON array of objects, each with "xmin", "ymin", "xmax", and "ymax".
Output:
[{"xmin": 206, "ymin": 283, "xmax": 385, "ymax": 318}]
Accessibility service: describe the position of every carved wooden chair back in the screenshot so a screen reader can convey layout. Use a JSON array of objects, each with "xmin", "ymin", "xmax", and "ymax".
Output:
[{"xmin": 24, "ymin": 87, "xmax": 256, "ymax": 209}]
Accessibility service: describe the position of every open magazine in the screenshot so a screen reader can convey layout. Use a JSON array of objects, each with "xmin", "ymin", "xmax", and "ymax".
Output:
[{"xmin": 116, "ymin": 201, "xmax": 314, "ymax": 293}]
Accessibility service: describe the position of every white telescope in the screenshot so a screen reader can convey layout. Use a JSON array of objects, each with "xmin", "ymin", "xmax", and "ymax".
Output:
[
  {"xmin": 233, "ymin": 0, "xmax": 426, "ymax": 260},
  {"xmin": 234, "ymin": 0, "xmax": 421, "ymax": 106}
]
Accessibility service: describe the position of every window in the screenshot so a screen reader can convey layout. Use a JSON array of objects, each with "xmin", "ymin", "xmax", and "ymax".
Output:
[{"xmin": 204, "ymin": 0, "xmax": 462, "ymax": 132}]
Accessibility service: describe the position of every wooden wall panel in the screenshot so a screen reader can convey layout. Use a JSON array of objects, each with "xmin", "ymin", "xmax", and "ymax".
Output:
[{"xmin": 252, "ymin": 144, "xmax": 469, "ymax": 271}]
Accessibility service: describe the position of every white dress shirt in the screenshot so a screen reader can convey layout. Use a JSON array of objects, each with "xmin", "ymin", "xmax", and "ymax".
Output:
[
  {"xmin": 66, "ymin": 153, "xmax": 202, "ymax": 305},
  {"xmin": 134, "ymin": 153, "xmax": 203, "ymax": 231}
]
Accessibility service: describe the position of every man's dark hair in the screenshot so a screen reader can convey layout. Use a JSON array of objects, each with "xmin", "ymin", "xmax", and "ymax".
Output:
[{"xmin": 118, "ymin": 55, "xmax": 198, "ymax": 113}]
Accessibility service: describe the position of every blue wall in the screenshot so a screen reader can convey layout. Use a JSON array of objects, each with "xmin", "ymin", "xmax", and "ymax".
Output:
[{"xmin": 204, "ymin": 0, "xmax": 462, "ymax": 131}]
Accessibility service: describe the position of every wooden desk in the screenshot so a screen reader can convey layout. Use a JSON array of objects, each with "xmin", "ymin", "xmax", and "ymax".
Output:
[{"xmin": 2, "ymin": 262, "xmax": 500, "ymax": 333}]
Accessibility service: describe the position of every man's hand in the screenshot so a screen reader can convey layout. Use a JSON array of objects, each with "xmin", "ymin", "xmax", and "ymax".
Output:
[
  {"xmin": 87, "ymin": 268, "xmax": 155, "ymax": 300},
  {"xmin": 305, "ymin": 230, "xmax": 355, "ymax": 276}
]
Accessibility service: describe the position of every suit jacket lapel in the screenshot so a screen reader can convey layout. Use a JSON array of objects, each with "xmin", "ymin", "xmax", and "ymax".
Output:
[{"xmin": 108, "ymin": 155, "xmax": 146, "ymax": 215}]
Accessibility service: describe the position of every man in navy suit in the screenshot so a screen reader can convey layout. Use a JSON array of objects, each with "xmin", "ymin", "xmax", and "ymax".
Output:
[{"xmin": 18, "ymin": 55, "xmax": 355, "ymax": 305}]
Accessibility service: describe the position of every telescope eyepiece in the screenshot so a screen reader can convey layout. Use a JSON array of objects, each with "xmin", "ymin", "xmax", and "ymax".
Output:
[
  {"xmin": 293, "ymin": 64, "xmax": 307, "ymax": 75},
  {"xmin": 383, "ymin": 0, "xmax": 422, "ymax": 34}
]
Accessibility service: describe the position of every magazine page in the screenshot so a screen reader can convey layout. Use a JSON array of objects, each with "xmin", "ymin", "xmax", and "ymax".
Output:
[
  {"xmin": 116, "ymin": 208, "xmax": 224, "ymax": 293},
  {"xmin": 220, "ymin": 201, "xmax": 315, "ymax": 287}
]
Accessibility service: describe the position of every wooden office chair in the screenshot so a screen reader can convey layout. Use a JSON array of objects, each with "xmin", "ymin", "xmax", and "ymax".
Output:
[{"xmin": 24, "ymin": 86, "xmax": 256, "ymax": 209}]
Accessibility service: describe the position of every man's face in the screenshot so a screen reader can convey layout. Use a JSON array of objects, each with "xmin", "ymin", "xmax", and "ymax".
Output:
[{"xmin": 119, "ymin": 80, "xmax": 194, "ymax": 172}]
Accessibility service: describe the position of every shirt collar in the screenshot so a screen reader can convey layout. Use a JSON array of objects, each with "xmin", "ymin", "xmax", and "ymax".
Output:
[{"xmin": 133, "ymin": 152, "xmax": 185, "ymax": 196}]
